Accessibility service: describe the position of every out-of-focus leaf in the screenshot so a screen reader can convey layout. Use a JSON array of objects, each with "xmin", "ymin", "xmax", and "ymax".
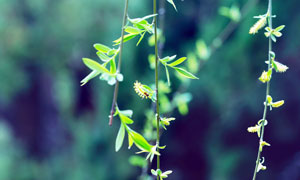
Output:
[
  {"xmin": 174, "ymin": 67, "xmax": 198, "ymax": 79},
  {"xmin": 115, "ymin": 123, "xmax": 125, "ymax": 152}
]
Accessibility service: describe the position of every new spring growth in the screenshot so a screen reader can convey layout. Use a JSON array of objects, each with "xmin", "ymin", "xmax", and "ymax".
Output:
[
  {"xmin": 257, "ymin": 157, "xmax": 267, "ymax": 172},
  {"xmin": 134, "ymin": 81, "xmax": 156, "ymax": 102},
  {"xmin": 265, "ymin": 51, "xmax": 289, "ymax": 73},
  {"xmin": 264, "ymin": 95, "xmax": 284, "ymax": 110},
  {"xmin": 151, "ymin": 169, "xmax": 173, "ymax": 180},
  {"xmin": 259, "ymin": 140, "xmax": 271, "ymax": 152},
  {"xmin": 264, "ymin": 25, "xmax": 285, "ymax": 42},
  {"xmin": 249, "ymin": 14, "xmax": 268, "ymax": 34},
  {"xmin": 160, "ymin": 117, "xmax": 176, "ymax": 130},
  {"xmin": 247, "ymin": 119, "xmax": 268, "ymax": 137}
]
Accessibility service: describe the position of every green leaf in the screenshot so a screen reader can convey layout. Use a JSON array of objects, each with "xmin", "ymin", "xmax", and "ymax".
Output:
[
  {"xmin": 174, "ymin": 67, "xmax": 198, "ymax": 79},
  {"xmin": 273, "ymin": 31, "xmax": 282, "ymax": 37},
  {"xmin": 274, "ymin": 25, "xmax": 285, "ymax": 32},
  {"xmin": 128, "ymin": 155, "xmax": 147, "ymax": 168},
  {"xmin": 128, "ymin": 134, "xmax": 134, "ymax": 149},
  {"xmin": 119, "ymin": 114, "xmax": 134, "ymax": 124},
  {"xmin": 270, "ymin": 35, "xmax": 276, "ymax": 42},
  {"xmin": 80, "ymin": 70, "xmax": 100, "ymax": 86},
  {"xmin": 96, "ymin": 51, "xmax": 110, "ymax": 62},
  {"xmin": 128, "ymin": 14, "xmax": 157, "ymax": 24},
  {"xmin": 165, "ymin": 65, "xmax": 171, "ymax": 86},
  {"xmin": 118, "ymin": 109, "xmax": 133, "ymax": 117},
  {"xmin": 82, "ymin": 58, "xmax": 110, "ymax": 74},
  {"xmin": 113, "ymin": 34, "xmax": 137, "ymax": 45},
  {"xmin": 128, "ymin": 129, "xmax": 152, "ymax": 152},
  {"xmin": 110, "ymin": 59, "xmax": 116, "ymax": 74},
  {"xmin": 166, "ymin": 0, "xmax": 177, "ymax": 11},
  {"xmin": 125, "ymin": 26, "xmax": 143, "ymax": 34},
  {"xmin": 168, "ymin": 57, "xmax": 187, "ymax": 67},
  {"xmin": 115, "ymin": 123, "xmax": 125, "ymax": 152},
  {"xmin": 94, "ymin": 43, "xmax": 111, "ymax": 53},
  {"xmin": 136, "ymin": 32, "xmax": 146, "ymax": 46}
]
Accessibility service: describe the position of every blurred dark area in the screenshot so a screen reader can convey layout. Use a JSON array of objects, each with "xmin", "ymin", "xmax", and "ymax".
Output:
[{"xmin": 0, "ymin": 0, "xmax": 299, "ymax": 179}]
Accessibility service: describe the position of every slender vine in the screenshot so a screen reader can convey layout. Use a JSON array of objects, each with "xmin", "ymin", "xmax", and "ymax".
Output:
[
  {"xmin": 109, "ymin": 0, "xmax": 129, "ymax": 126},
  {"xmin": 248, "ymin": 0, "xmax": 287, "ymax": 179}
]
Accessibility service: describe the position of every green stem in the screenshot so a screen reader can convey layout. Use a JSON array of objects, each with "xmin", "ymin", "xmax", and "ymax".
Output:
[
  {"xmin": 109, "ymin": 0, "xmax": 129, "ymax": 126},
  {"xmin": 252, "ymin": 0, "xmax": 272, "ymax": 179},
  {"xmin": 153, "ymin": 0, "xmax": 160, "ymax": 179}
]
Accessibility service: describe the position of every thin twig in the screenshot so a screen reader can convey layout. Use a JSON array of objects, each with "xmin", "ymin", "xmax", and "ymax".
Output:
[
  {"xmin": 252, "ymin": 0, "xmax": 272, "ymax": 179},
  {"xmin": 109, "ymin": 0, "xmax": 129, "ymax": 126}
]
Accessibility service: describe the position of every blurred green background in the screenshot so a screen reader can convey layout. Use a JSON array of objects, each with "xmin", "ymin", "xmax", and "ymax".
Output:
[{"xmin": 0, "ymin": 0, "xmax": 299, "ymax": 179}]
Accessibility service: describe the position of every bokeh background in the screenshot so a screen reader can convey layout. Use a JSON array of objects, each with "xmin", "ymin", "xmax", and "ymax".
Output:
[{"xmin": 0, "ymin": 0, "xmax": 299, "ymax": 179}]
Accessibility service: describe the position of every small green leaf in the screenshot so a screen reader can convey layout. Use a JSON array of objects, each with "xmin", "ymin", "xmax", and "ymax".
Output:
[
  {"xmin": 115, "ymin": 123, "xmax": 125, "ymax": 152},
  {"xmin": 165, "ymin": 65, "xmax": 171, "ymax": 86},
  {"xmin": 113, "ymin": 34, "xmax": 137, "ymax": 45},
  {"xmin": 125, "ymin": 26, "xmax": 143, "ymax": 34},
  {"xmin": 119, "ymin": 114, "xmax": 134, "ymax": 124},
  {"xmin": 94, "ymin": 43, "xmax": 111, "ymax": 53},
  {"xmin": 174, "ymin": 67, "xmax": 198, "ymax": 79},
  {"xmin": 119, "ymin": 109, "xmax": 133, "ymax": 117},
  {"xmin": 82, "ymin": 58, "xmax": 110, "ymax": 74},
  {"xmin": 270, "ymin": 35, "xmax": 276, "ymax": 42},
  {"xmin": 166, "ymin": 0, "xmax": 177, "ymax": 11},
  {"xmin": 96, "ymin": 51, "xmax": 110, "ymax": 62},
  {"xmin": 110, "ymin": 59, "xmax": 117, "ymax": 74},
  {"xmin": 274, "ymin": 25, "xmax": 285, "ymax": 32},
  {"xmin": 136, "ymin": 31, "xmax": 146, "ymax": 46},
  {"xmin": 273, "ymin": 31, "xmax": 282, "ymax": 37},
  {"xmin": 80, "ymin": 70, "xmax": 100, "ymax": 86},
  {"xmin": 168, "ymin": 57, "xmax": 187, "ymax": 67},
  {"xmin": 128, "ymin": 134, "xmax": 134, "ymax": 149},
  {"xmin": 128, "ymin": 129, "xmax": 152, "ymax": 152}
]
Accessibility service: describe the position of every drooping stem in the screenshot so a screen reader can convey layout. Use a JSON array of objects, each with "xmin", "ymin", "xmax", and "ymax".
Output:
[
  {"xmin": 109, "ymin": 0, "xmax": 129, "ymax": 126},
  {"xmin": 153, "ymin": 0, "xmax": 161, "ymax": 178},
  {"xmin": 252, "ymin": 0, "xmax": 272, "ymax": 179}
]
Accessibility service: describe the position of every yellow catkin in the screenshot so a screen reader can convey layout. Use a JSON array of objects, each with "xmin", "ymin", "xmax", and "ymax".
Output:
[
  {"xmin": 249, "ymin": 16, "xmax": 267, "ymax": 34},
  {"xmin": 133, "ymin": 81, "xmax": 149, "ymax": 99}
]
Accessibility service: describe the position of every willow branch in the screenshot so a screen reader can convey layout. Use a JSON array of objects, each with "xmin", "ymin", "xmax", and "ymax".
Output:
[{"xmin": 109, "ymin": 0, "xmax": 129, "ymax": 126}]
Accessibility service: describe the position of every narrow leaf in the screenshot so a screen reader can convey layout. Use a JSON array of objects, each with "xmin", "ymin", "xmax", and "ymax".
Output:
[
  {"xmin": 113, "ymin": 34, "xmax": 137, "ymax": 45},
  {"xmin": 128, "ymin": 129, "xmax": 152, "ymax": 152},
  {"xmin": 168, "ymin": 57, "xmax": 187, "ymax": 67},
  {"xmin": 115, "ymin": 123, "xmax": 125, "ymax": 152},
  {"xmin": 125, "ymin": 26, "xmax": 143, "ymax": 34},
  {"xmin": 94, "ymin": 43, "xmax": 111, "ymax": 53},
  {"xmin": 174, "ymin": 67, "xmax": 198, "ymax": 79},
  {"xmin": 96, "ymin": 51, "xmax": 110, "ymax": 62},
  {"xmin": 274, "ymin": 25, "xmax": 285, "ymax": 32},
  {"xmin": 110, "ymin": 59, "xmax": 117, "ymax": 74},
  {"xmin": 165, "ymin": 65, "xmax": 171, "ymax": 86},
  {"xmin": 120, "ymin": 114, "xmax": 134, "ymax": 124},
  {"xmin": 167, "ymin": 0, "xmax": 177, "ymax": 11},
  {"xmin": 136, "ymin": 31, "xmax": 146, "ymax": 46},
  {"xmin": 128, "ymin": 134, "xmax": 134, "ymax": 149},
  {"xmin": 80, "ymin": 70, "xmax": 100, "ymax": 86},
  {"xmin": 82, "ymin": 58, "xmax": 110, "ymax": 74}
]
